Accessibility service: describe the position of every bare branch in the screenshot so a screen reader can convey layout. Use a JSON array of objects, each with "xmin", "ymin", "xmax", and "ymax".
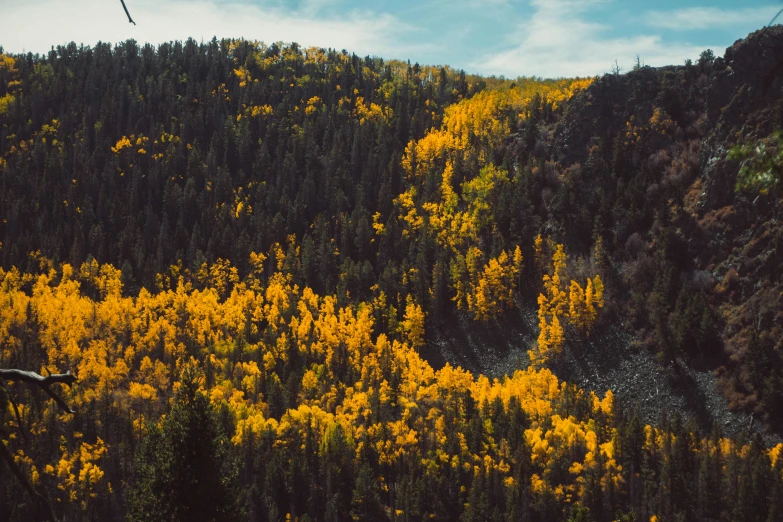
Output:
[
  {"xmin": 120, "ymin": 0, "xmax": 136, "ymax": 25},
  {"xmin": 0, "ymin": 370, "xmax": 77, "ymax": 414},
  {"xmin": 769, "ymin": 7, "xmax": 783, "ymax": 27},
  {"xmin": 0, "ymin": 370, "xmax": 76, "ymax": 386}
]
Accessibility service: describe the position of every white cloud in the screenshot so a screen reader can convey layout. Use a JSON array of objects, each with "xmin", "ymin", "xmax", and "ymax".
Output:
[
  {"xmin": 471, "ymin": 0, "xmax": 714, "ymax": 78},
  {"xmin": 645, "ymin": 6, "xmax": 779, "ymax": 31},
  {"xmin": 0, "ymin": 0, "xmax": 429, "ymax": 60}
]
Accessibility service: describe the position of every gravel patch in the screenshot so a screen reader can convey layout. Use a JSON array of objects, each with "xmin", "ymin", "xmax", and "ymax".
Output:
[{"xmin": 423, "ymin": 305, "xmax": 782, "ymax": 445}]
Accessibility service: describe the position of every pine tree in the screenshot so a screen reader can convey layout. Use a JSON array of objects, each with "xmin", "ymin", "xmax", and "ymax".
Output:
[
  {"xmin": 126, "ymin": 362, "xmax": 245, "ymax": 522},
  {"xmin": 350, "ymin": 463, "xmax": 387, "ymax": 521}
]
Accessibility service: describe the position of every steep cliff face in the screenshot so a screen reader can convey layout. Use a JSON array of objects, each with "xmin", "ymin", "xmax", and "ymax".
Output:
[
  {"xmin": 699, "ymin": 26, "xmax": 783, "ymax": 215},
  {"xmin": 696, "ymin": 28, "xmax": 783, "ymax": 425},
  {"xmin": 553, "ymin": 26, "xmax": 783, "ymax": 213},
  {"xmin": 707, "ymin": 26, "xmax": 783, "ymax": 136},
  {"xmin": 430, "ymin": 27, "xmax": 783, "ymax": 439},
  {"xmin": 549, "ymin": 26, "xmax": 783, "ymax": 433}
]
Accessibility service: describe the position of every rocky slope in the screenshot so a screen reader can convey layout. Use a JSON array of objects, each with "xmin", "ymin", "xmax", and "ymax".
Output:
[{"xmin": 428, "ymin": 27, "xmax": 783, "ymax": 442}]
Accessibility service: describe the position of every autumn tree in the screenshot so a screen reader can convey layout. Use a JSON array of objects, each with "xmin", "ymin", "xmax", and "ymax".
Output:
[
  {"xmin": 530, "ymin": 241, "xmax": 604, "ymax": 366},
  {"xmin": 402, "ymin": 295, "xmax": 425, "ymax": 349}
]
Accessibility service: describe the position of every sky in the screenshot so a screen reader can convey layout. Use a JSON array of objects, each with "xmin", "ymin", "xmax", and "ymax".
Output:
[{"xmin": 0, "ymin": 0, "xmax": 780, "ymax": 78}]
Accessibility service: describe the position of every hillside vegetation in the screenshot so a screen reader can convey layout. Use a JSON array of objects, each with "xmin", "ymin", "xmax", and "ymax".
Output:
[{"xmin": 1, "ymin": 29, "xmax": 783, "ymax": 522}]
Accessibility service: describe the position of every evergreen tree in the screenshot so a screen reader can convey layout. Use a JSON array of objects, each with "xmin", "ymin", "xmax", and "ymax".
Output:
[{"xmin": 126, "ymin": 362, "xmax": 245, "ymax": 522}]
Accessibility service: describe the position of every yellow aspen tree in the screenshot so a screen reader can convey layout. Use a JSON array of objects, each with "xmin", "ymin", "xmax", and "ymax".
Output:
[
  {"xmin": 513, "ymin": 245, "xmax": 524, "ymax": 291},
  {"xmin": 467, "ymin": 277, "xmax": 489, "ymax": 320},
  {"xmin": 568, "ymin": 280, "xmax": 586, "ymax": 331},
  {"xmin": 543, "ymin": 245, "xmax": 568, "ymax": 318},
  {"xmin": 465, "ymin": 246, "xmax": 483, "ymax": 286},
  {"xmin": 402, "ymin": 295, "xmax": 425, "ymax": 350},
  {"xmin": 248, "ymin": 251, "xmax": 268, "ymax": 289},
  {"xmin": 585, "ymin": 278, "xmax": 597, "ymax": 330},
  {"xmin": 489, "ymin": 250, "xmax": 510, "ymax": 308},
  {"xmin": 548, "ymin": 314, "xmax": 564, "ymax": 351},
  {"xmin": 552, "ymin": 245, "xmax": 566, "ymax": 284},
  {"xmin": 537, "ymin": 293, "xmax": 549, "ymax": 323},
  {"xmin": 583, "ymin": 276, "xmax": 605, "ymax": 333},
  {"xmin": 537, "ymin": 315, "xmax": 549, "ymax": 351},
  {"xmin": 592, "ymin": 275, "xmax": 605, "ymax": 308},
  {"xmin": 530, "ymin": 313, "xmax": 565, "ymax": 366},
  {"xmin": 463, "ymin": 246, "xmax": 485, "ymax": 317},
  {"xmin": 450, "ymin": 254, "xmax": 468, "ymax": 310},
  {"xmin": 530, "ymin": 314, "xmax": 550, "ymax": 368},
  {"xmin": 534, "ymin": 234, "xmax": 544, "ymax": 271}
]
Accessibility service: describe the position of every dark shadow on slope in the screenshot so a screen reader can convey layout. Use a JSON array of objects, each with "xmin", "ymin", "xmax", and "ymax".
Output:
[
  {"xmin": 423, "ymin": 304, "xmax": 537, "ymax": 378},
  {"xmin": 424, "ymin": 303, "xmax": 782, "ymax": 444},
  {"xmin": 667, "ymin": 363, "xmax": 713, "ymax": 429}
]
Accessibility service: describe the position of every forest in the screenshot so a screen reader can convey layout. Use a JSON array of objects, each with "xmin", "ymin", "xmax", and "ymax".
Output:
[{"xmin": 1, "ymin": 26, "xmax": 783, "ymax": 522}]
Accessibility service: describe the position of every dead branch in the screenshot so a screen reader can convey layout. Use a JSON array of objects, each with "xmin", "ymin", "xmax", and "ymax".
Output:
[
  {"xmin": 0, "ymin": 370, "xmax": 76, "ymax": 414},
  {"xmin": 120, "ymin": 0, "xmax": 136, "ymax": 25}
]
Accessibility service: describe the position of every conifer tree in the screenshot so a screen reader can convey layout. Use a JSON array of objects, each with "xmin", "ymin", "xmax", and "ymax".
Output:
[{"xmin": 126, "ymin": 362, "xmax": 244, "ymax": 522}]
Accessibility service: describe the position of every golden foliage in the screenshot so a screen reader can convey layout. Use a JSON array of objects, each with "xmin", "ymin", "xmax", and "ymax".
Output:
[
  {"xmin": 402, "ymin": 79, "xmax": 593, "ymax": 180},
  {"xmin": 0, "ymin": 93, "xmax": 14, "ymax": 117},
  {"xmin": 529, "ymin": 240, "xmax": 604, "ymax": 366},
  {"xmin": 401, "ymin": 296, "xmax": 425, "ymax": 349},
  {"xmin": 394, "ymin": 80, "xmax": 592, "ymax": 327},
  {"xmin": 0, "ymin": 254, "xmax": 773, "ymax": 515},
  {"xmin": 465, "ymin": 250, "xmax": 519, "ymax": 321}
]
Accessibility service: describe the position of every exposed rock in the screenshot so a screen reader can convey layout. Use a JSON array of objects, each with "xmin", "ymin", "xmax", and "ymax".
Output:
[{"xmin": 427, "ymin": 26, "xmax": 783, "ymax": 440}]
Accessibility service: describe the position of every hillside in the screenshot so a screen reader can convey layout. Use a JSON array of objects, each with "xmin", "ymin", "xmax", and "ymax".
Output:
[
  {"xmin": 0, "ymin": 29, "xmax": 782, "ymax": 522},
  {"xmin": 429, "ymin": 27, "xmax": 783, "ymax": 442},
  {"xmin": 546, "ymin": 26, "xmax": 783, "ymax": 433}
]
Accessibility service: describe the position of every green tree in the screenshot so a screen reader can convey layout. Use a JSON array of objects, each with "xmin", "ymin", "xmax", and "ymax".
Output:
[
  {"xmin": 350, "ymin": 463, "xmax": 387, "ymax": 521},
  {"xmin": 730, "ymin": 131, "xmax": 783, "ymax": 196},
  {"xmin": 126, "ymin": 363, "xmax": 245, "ymax": 522}
]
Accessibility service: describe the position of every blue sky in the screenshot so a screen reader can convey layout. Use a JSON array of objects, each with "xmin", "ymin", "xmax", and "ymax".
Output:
[{"xmin": 1, "ymin": 0, "xmax": 780, "ymax": 78}]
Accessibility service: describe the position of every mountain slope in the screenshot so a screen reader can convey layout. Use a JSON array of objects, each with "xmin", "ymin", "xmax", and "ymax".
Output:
[
  {"xmin": 0, "ymin": 29, "xmax": 783, "ymax": 522},
  {"xmin": 420, "ymin": 27, "xmax": 783, "ymax": 440}
]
